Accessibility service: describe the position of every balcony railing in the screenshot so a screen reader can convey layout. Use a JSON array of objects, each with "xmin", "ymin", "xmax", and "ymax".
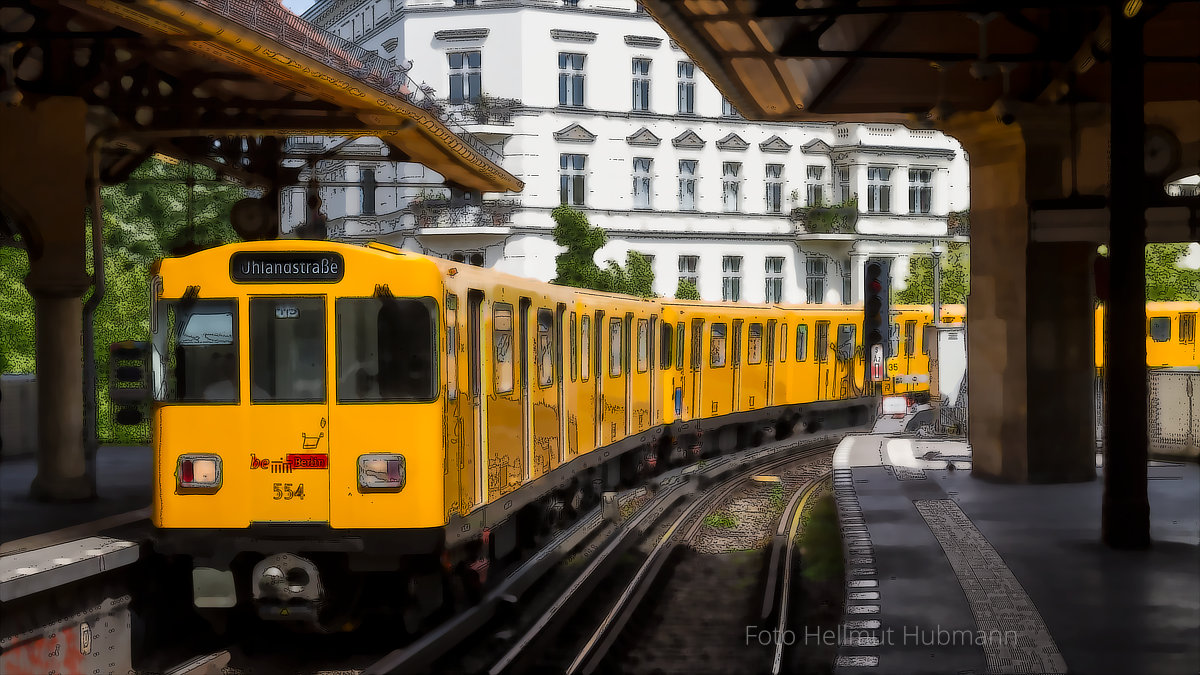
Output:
[
  {"xmin": 187, "ymin": 0, "xmax": 503, "ymax": 166},
  {"xmin": 947, "ymin": 210, "xmax": 971, "ymax": 237},
  {"xmin": 790, "ymin": 201, "xmax": 859, "ymax": 234},
  {"xmin": 434, "ymin": 98, "xmax": 522, "ymax": 126},
  {"xmin": 410, "ymin": 200, "xmax": 520, "ymax": 228}
]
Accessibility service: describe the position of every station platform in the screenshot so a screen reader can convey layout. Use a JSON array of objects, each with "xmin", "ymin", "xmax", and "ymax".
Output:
[
  {"xmin": 0, "ymin": 445, "xmax": 151, "ymax": 552},
  {"xmin": 831, "ymin": 434, "xmax": 1200, "ymax": 675}
]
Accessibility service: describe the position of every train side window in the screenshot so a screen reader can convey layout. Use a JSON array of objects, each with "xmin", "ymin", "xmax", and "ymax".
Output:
[
  {"xmin": 780, "ymin": 322, "xmax": 788, "ymax": 363},
  {"xmin": 904, "ymin": 320, "xmax": 916, "ymax": 357},
  {"xmin": 1149, "ymin": 317, "xmax": 1171, "ymax": 343},
  {"xmin": 581, "ymin": 314, "xmax": 591, "ymax": 381},
  {"xmin": 795, "ymin": 324, "xmax": 808, "ymax": 362},
  {"xmin": 921, "ymin": 322, "xmax": 930, "ymax": 355},
  {"xmin": 1180, "ymin": 313, "xmax": 1196, "ymax": 344},
  {"xmin": 570, "ymin": 312, "xmax": 578, "ymax": 382},
  {"xmin": 676, "ymin": 322, "xmax": 685, "ymax": 371},
  {"xmin": 765, "ymin": 322, "xmax": 775, "ymax": 365},
  {"xmin": 537, "ymin": 309, "xmax": 554, "ymax": 387},
  {"xmin": 660, "ymin": 320, "xmax": 673, "ymax": 370},
  {"xmin": 710, "ymin": 323, "xmax": 728, "ymax": 368},
  {"xmin": 748, "ymin": 323, "xmax": 763, "ymax": 364},
  {"xmin": 890, "ymin": 323, "xmax": 900, "ymax": 357},
  {"xmin": 609, "ymin": 318, "xmax": 623, "ymax": 377},
  {"xmin": 815, "ymin": 321, "xmax": 829, "ymax": 363},
  {"xmin": 493, "ymin": 303, "xmax": 514, "ymax": 393},
  {"xmin": 690, "ymin": 319, "xmax": 704, "ymax": 371},
  {"xmin": 837, "ymin": 324, "xmax": 856, "ymax": 362},
  {"xmin": 637, "ymin": 318, "xmax": 650, "ymax": 373},
  {"xmin": 446, "ymin": 295, "xmax": 458, "ymax": 400}
]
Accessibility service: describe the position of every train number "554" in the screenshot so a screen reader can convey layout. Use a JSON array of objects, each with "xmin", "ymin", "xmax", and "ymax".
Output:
[{"xmin": 273, "ymin": 483, "xmax": 305, "ymax": 500}]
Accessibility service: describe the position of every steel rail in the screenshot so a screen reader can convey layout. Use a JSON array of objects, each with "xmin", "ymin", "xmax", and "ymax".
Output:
[{"xmin": 772, "ymin": 479, "xmax": 826, "ymax": 675}]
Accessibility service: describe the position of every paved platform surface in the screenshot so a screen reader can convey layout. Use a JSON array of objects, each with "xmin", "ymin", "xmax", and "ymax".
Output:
[
  {"xmin": 832, "ymin": 434, "xmax": 1200, "ymax": 675},
  {"xmin": 0, "ymin": 445, "xmax": 151, "ymax": 551}
]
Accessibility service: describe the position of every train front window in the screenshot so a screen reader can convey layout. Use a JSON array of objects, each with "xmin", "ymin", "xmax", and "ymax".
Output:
[
  {"xmin": 336, "ymin": 297, "xmax": 438, "ymax": 402},
  {"xmin": 152, "ymin": 299, "xmax": 238, "ymax": 403},
  {"xmin": 252, "ymin": 298, "xmax": 327, "ymax": 403}
]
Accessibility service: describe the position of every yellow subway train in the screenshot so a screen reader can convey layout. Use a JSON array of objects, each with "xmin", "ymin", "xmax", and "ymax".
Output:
[{"xmin": 147, "ymin": 239, "xmax": 1193, "ymax": 630}]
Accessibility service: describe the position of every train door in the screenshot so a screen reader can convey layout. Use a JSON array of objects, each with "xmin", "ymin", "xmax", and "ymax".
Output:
[
  {"xmin": 902, "ymin": 319, "xmax": 917, "ymax": 392},
  {"xmin": 442, "ymin": 293, "xmax": 473, "ymax": 517},
  {"xmin": 594, "ymin": 310, "xmax": 605, "ymax": 448},
  {"xmin": 468, "ymin": 290, "xmax": 486, "ymax": 507},
  {"xmin": 519, "ymin": 298, "xmax": 531, "ymax": 482},
  {"xmin": 578, "ymin": 311, "xmax": 595, "ymax": 456},
  {"xmin": 557, "ymin": 304, "xmax": 567, "ymax": 466},
  {"xmin": 731, "ymin": 319, "xmax": 743, "ymax": 412},
  {"xmin": 248, "ymin": 295, "xmax": 331, "ymax": 523},
  {"xmin": 649, "ymin": 316, "xmax": 659, "ymax": 427},
  {"xmin": 766, "ymin": 320, "xmax": 776, "ymax": 407},
  {"xmin": 815, "ymin": 320, "xmax": 830, "ymax": 401},
  {"xmin": 624, "ymin": 313, "xmax": 634, "ymax": 436},
  {"xmin": 690, "ymin": 318, "xmax": 704, "ymax": 420}
]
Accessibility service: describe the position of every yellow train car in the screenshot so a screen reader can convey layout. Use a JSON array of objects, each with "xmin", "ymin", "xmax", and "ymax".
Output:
[{"xmin": 1094, "ymin": 302, "xmax": 1200, "ymax": 369}]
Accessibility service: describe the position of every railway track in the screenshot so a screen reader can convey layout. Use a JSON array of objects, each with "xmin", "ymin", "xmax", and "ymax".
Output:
[{"xmin": 165, "ymin": 429, "xmax": 849, "ymax": 675}]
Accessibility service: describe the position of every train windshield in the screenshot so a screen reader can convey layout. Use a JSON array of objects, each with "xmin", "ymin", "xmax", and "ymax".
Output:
[
  {"xmin": 151, "ymin": 299, "xmax": 239, "ymax": 403},
  {"xmin": 336, "ymin": 297, "xmax": 438, "ymax": 402},
  {"xmin": 250, "ymin": 297, "xmax": 327, "ymax": 403}
]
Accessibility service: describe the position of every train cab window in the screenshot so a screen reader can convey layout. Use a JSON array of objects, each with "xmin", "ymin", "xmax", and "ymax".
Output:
[
  {"xmin": 637, "ymin": 319, "xmax": 650, "ymax": 373},
  {"xmin": 1180, "ymin": 313, "xmax": 1196, "ymax": 344},
  {"xmin": 748, "ymin": 323, "xmax": 763, "ymax": 365},
  {"xmin": 581, "ymin": 314, "xmax": 591, "ymax": 381},
  {"xmin": 252, "ymin": 297, "xmax": 327, "ymax": 403},
  {"xmin": 609, "ymin": 318, "xmax": 623, "ymax": 377},
  {"xmin": 660, "ymin": 321, "xmax": 673, "ymax": 370},
  {"xmin": 780, "ymin": 323, "xmax": 788, "ymax": 363},
  {"xmin": 1149, "ymin": 317, "xmax": 1171, "ymax": 343},
  {"xmin": 676, "ymin": 322, "xmax": 685, "ymax": 371},
  {"xmin": 335, "ymin": 297, "xmax": 437, "ymax": 402},
  {"xmin": 795, "ymin": 324, "xmax": 808, "ymax": 362},
  {"xmin": 537, "ymin": 309, "xmax": 554, "ymax": 387},
  {"xmin": 153, "ymin": 299, "xmax": 238, "ymax": 403},
  {"xmin": 493, "ymin": 303, "xmax": 515, "ymax": 393},
  {"xmin": 446, "ymin": 295, "xmax": 458, "ymax": 400},
  {"xmin": 570, "ymin": 312, "xmax": 578, "ymax": 381},
  {"xmin": 815, "ymin": 322, "xmax": 830, "ymax": 363},
  {"xmin": 904, "ymin": 320, "xmax": 916, "ymax": 357},
  {"xmin": 710, "ymin": 323, "xmax": 728, "ymax": 367},
  {"xmin": 837, "ymin": 324, "xmax": 856, "ymax": 362}
]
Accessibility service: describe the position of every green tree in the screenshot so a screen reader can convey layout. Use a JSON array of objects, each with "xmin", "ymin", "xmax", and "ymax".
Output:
[
  {"xmin": 1145, "ymin": 243, "xmax": 1200, "ymax": 301},
  {"xmin": 895, "ymin": 242, "xmax": 970, "ymax": 305},
  {"xmin": 551, "ymin": 205, "xmax": 654, "ymax": 297},
  {"xmin": 0, "ymin": 244, "xmax": 34, "ymax": 373},
  {"xmin": 675, "ymin": 279, "xmax": 700, "ymax": 300}
]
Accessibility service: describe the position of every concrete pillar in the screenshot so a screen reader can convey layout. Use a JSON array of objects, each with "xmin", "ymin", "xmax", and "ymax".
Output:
[
  {"xmin": 946, "ymin": 110, "xmax": 1098, "ymax": 483},
  {"xmin": 0, "ymin": 97, "xmax": 94, "ymax": 501}
]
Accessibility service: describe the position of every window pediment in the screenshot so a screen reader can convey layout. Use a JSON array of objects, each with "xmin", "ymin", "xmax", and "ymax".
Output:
[
  {"xmin": 554, "ymin": 123, "xmax": 597, "ymax": 143},
  {"xmin": 672, "ymin": 130, "xmax": 705, "ymax": 150},
  {"xmin": 626, "ymin": 127, "xmax": 661, "ymax": 147}
]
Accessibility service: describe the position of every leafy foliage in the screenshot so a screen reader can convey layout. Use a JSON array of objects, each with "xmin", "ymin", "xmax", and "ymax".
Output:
[
  {"xmin": 0, "ymin": 156, "xmax": 244, "ymax": 442},
  {"xmin": 895, "ymin": 242, "xmax": 970, "ymax": 305},
  {"xmin": 675, "ymin": 279, "xmax": 700, "ymax": 300},
  {"xmin": 799, "ymin": 493, "xmax": 844, "ymax": 583},
  {"xmin": 551, "ymin": 205, "xmax": 655, "ymax": 297},
  {"xmin": 1145, "ymin": 243, "xmax": 1200, "ymax": 301},
  {"xmin": 793, "ymin": 197, "xmax": 858, "ymax": 234}
]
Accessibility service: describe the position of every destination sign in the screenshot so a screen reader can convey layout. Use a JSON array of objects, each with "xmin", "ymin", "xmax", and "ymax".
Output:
[{"xmin": 230, "ymin": 251, "xmax": 344, "ymax": 283}]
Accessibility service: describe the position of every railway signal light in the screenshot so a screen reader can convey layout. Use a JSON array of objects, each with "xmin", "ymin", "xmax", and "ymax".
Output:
[
  {"xmin": 109, "ymin": 340, "xmax": 150, "ymax": 425},
  {"xmin": 863, "ymin": 258, "xmax": 891, "ymax": 383}
]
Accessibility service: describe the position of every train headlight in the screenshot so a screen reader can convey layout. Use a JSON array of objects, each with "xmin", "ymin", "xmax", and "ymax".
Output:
[
  {"xmin": 358, "ymin": 453, "xmax": 406, "ymax": 492},
  {"xmin": 177, "ymin": 454, "xmax": 222, "ymax": 492}
]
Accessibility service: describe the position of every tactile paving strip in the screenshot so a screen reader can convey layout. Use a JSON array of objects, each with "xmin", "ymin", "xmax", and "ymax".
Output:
[{"xmin": 914, "ymin": 499, "xmax": 1068, "ymax": 675}]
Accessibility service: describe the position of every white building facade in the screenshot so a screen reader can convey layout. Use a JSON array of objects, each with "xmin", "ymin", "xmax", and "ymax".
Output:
[{"xmin": 295, "ymin": 0, "xmax": 970, "ymax": 304}]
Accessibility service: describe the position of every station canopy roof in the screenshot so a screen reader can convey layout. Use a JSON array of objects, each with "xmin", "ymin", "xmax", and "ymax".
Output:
[
  {"xmin": 641, "ymin": 1, "xmax": 1200, "ymax": 123},
  {"xmin": 4, "ymin": 0, "xmax": 521, "ymax": 193}
]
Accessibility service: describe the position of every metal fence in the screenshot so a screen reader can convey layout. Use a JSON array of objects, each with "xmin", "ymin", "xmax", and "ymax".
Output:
[{"xmin": 186, "ymin": 0, "xmax": 503, "ymax": 166}]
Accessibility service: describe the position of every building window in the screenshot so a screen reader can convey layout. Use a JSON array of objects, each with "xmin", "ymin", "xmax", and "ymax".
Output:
[
  {"xmin": 559, "ymin": 52, "xmax": 585, "ymax": 107},
  {"xmin": 806, "ymin": 165, "xmax": 825, "ymax": 207},
  {"xmin": 842, "ymin": 260, "xmax": 852, "ymax": 305},
  {"xmin": 453, "ymin": 0, "xmax": 473, "ymax": 7},
  {"xmin": 805, "ymin": 256, "xmax": 826, "ymax": 304},
  {"xmin": 632, "ymin": 58, "xmax": 651, "ymax": 112},
  {"xmin": 908, "ymin": 168, "xmax": 933, "ymax": 214},
  {"xmin": 632, "ymin": 157, "xmax": 652, "ymax": 210},
  {"xmin": 765, "ymin": 256, "xmax": 784, "ymax": 303},
  {"xmin": 560, "ymin": 153, "xmax": 586, "ymax": 206},
  {"xmin": 867, "ymin": 166, "xmax": 892, "ymax": 213},
  {"xmin": 837, "ymin": 165, "xmax": 851, "ymax": 203},
  {"xmin": 678, "ymin": 160, "xmax": 697, "ymax": 211},
  {"xmin": 721, "ymin": 97, "xmax": 737, "ymax": 117},
  {"xmin": 448, "ymin": 51, "xmax": 481, "ymax": 104},
  {"xmin": 722, "ymin": 255, "xmax": 742, "ymax": 302},
  {"xmin": 722, "ymin": 162, "xmax": 741, "ymax": 213},
  {"xmin": 564, "ymin": 0, "xmax": 579, "ymax": 5},
  {"xmin": 678, "ymin": 255, "xmax": 699, "ymax": 288},
  {"xmin": 765, "ymin": 164, "xmax": 784, "ymax": 214},
  {"xmin": 360, "ymin": 168, "xmax": 376, "ymax": 215},
  {"xmin": 677, "ymin": 61, "xmax": 695, "ymax": 114}
]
